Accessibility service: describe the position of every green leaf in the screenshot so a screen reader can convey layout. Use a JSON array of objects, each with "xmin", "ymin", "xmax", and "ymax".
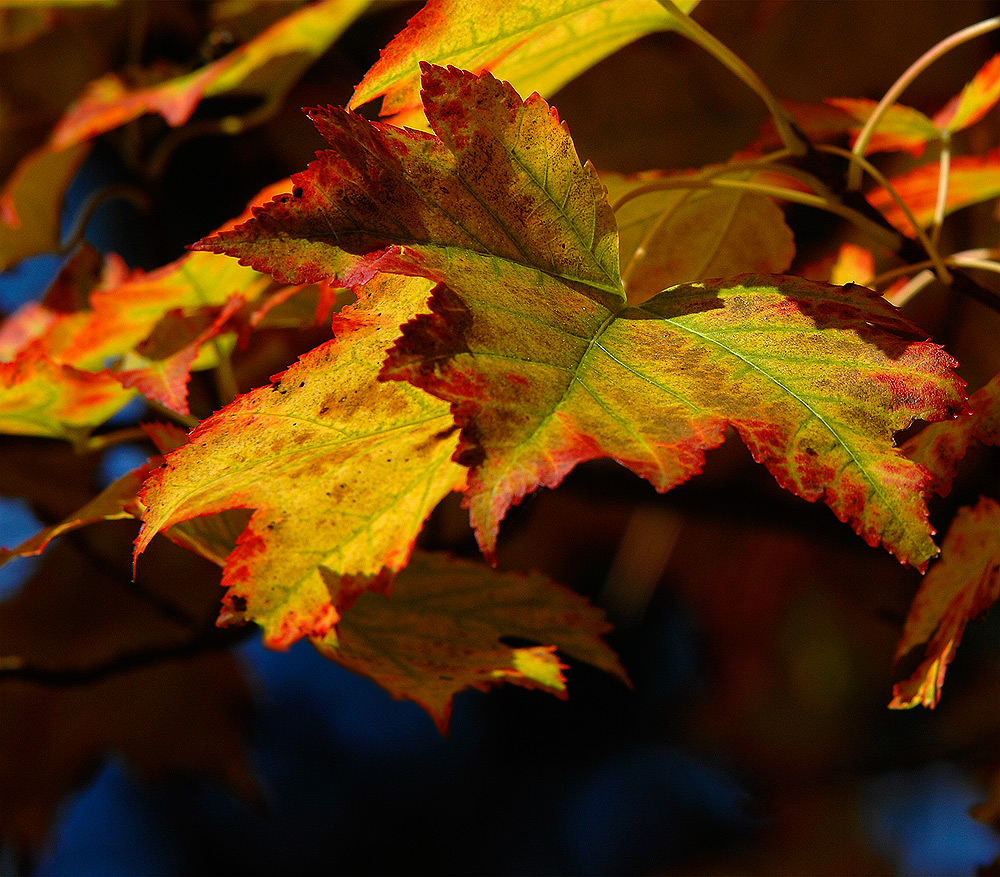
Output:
[
  {"xmin": 136, "ymin": 274, "xmax": 466, "ymax": 649},
  {"xmin": 890, "ymin": 497, "xmax": 1000, "ymax": 709},
  {"xmin": 195, "ymin": 64, "xmax": 621, "ymax": 299},
  {"xmin": 314, "ymin": 550, "xmax": 628, "ymax": 731},
  {"xmin": 349, "ymin": 0, "xmax": 699, "ymax": 128}
]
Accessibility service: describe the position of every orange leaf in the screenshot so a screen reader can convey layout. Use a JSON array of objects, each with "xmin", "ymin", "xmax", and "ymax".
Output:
[
  {"xmin": 0, "ymin": 142, "xmax": 90, "ymax": 271},
  {"xmin": 933, "ymin": 53, "xmax": 1000, "ymax": 133},
  {"xmin": 51, "ymin": 0, "xmax": 371, "ymax": 149},
  {"xmin": 890, "ymin": 497, "xmax": 1000, "ymax": 709},
  {"xmin": 867, "ymin": 146, "xmax": 1000, "ymax": 234}
]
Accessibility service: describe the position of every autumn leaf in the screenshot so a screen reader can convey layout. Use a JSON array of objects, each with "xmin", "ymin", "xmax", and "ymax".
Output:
[
  {"xmin": 890, "ymin": 497, "xmax": 1000, "ymax": 709},
  {"xmin": 349, "ymin": 0, "xmax": 699, "ymax": 129},
  {"xmin": 199, "ymin": 64, "xmax": 964, "ymax": 569},
  {"xmin": 933, "ymin": 53, "xmax": 1000, "ymax": 133},
  {"xmin": 113, "ymin": 295, "xmax": 245, "ymax": 415},
  {"xmin": 868, "ymin": 146, "xmax": 1000, "ymax": 234},
  {"xmin": 0, "ymin": 343, "xmax": 134, "ymax": 443},
  {"xmin": 0, "ymin": 142, "xmax": 90, "ymax": 271},
  {"xmin": 387, "ymin": 275, "xmax": 963, "ymax": 570},
  {"xmin": 50, "ymin": 0, "xmax": 371, "ymax": 149},
  {"xmin": 603, "ymin": 169, "xmax": 795, "ymax": 304},
  {"xmin": 828, "ymin": 242, "xmax": 876, "ymax": 287},
  {"xmin": 755, "ymin": 99, "xmax": 939, "ymax": 156},
  {"xmin": 136, "ymin": 274, "xmax": 466, "ymax": 649},
  {"xmin": 903, "ymin": 372, "xmax": 1000, "ymax": 497},
  {"xmin": 315, "ymin": 550, "xmax": 628, "ymax": 731}
]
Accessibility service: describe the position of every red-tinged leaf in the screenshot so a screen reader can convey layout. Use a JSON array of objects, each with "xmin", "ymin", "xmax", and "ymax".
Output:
[
  {"xmin": 933, "ymin": 54, "xmax": 1000, "ymax": 133},
  {"xmin": 200, "ymin": 65, "xmax": 964, "ymax": 569},
  {"xmin": 829, "ymin": 242, "xmax": 876, "ymax": 287},
  {"xmin": 349, "ymin": 0, "xmax": 698, "ymax": 128},
  {"xmin": 0, "ymin": 142, "xmax": 90, "ymax": 271},
  {"xmin": 889, "ymin": 497, "xmax": 1000, "ymax": 709},
  {"xmin": 196, "ymin": 65, "xmax": 620, "ymax": 296},
  {"xmin": 113, "ymin": 295, "xmax": 245, "ymax": 415},
  {"xmin": 385, "ymin": 275, "xmax": 964, "ymax": 570},
  {"xmin": 58, "ymin": 249, "xmax": 268, "ymax": 370},
  {"xmin": 0, "ymin": 344, "xmax": 134, "ymax": 443},
  {"xmin": 868, "ymin": 147, "xmax": 1000, "ymax": 234},
  {"xmin": 0, "ymin": 466, "xmax": 146, "ymax": 568},
  {"xmin": 50, "ymin": 0, "xmax": 371, "ymax": 149},
  {"xmin": 824, "ymin": 97, "xmax": 940, "ymax": 154},
  {"xmin": 313, "ymin": 550, "xmax": 628, "ymax": 731},
  {"xmin": 603, "ymin": 169, "xmax": 794, "ymax": 304},
  {"xmin": 755, "ymin": 99, "xmax": 939, "ymax": 156},
  {"xmin": 0, "ymin": 302, "xmax": 58, "ymax": 360},
  {"xmin": 136, "ymin": 274, "xmax": 466, "ymax": 649},
  {"xmin": 903, "ymin": 372, "xmax": 1000, "ymax": 497}
]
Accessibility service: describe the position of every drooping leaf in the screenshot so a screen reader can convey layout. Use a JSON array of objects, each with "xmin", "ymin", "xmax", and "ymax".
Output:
[
  {"xmin": 603, "ymin": 169, "xmax": 795, "ymax": 304},
  {"xmin": 903, "ymin": 372, "xmax": 1000, "ymax": 497},
  {"xmin": 0, "ymin": 466, "xmax": 145, "ymax": 567},
  {"xmin": 136, "ymin": 274, "xmax": 466, "ymax": 649},
  {"xmin": 349, "ymin": 0, "xmax": 698, "ymax": 129},
  {"xmin": 889, "ymin": 497, "xmax": 1000, "ymax": 709},
  {"xmin": 0, "ymin": 142, "xmax": 89, "ymax": 271},
  {"xmin": 933, "ymin": 53, "xmax": 1000, "ymax": 133},
  {"xmin": 113, "ymin": 295, "xmax": 245, "ymax": 415},
  {"xmin": 200, "ymin": 64, "xmax": 964, "ymax": 570},
  {"xmin": 868, "ymin": 146, "xmax": 1000, "ymax": 234},
  {"xmin": 0, "ymin": 344, "xmax": 134, "ymax": 443},
  {"xmin": 314, "ymin": 550, "xmax": 628, "ymax": 731},
  {"xmin": 50, "ymin": 0, "xmax": 371, "ymax": 149}
]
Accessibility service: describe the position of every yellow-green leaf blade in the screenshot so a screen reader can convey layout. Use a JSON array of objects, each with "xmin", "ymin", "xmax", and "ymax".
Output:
[
  {"xmin": 136, "ymin": 275, "xmax": 466, "ymax": 649},
  {"xmin": 385, "ymin": 274, "xmax": 964, "ymax": 569},
  {"xmin": 349, "ymin": 0, "xmax": 698, "ymax": 130}
]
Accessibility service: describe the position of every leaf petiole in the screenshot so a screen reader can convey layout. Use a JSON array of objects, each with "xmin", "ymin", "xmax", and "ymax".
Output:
[
  {"xmin": 848, "ymin": 15, "xmax": 1000, "ymax": 190},
  {"xmin": 654, "ymin": 0, "xmax": 807, "ymax": 155}
]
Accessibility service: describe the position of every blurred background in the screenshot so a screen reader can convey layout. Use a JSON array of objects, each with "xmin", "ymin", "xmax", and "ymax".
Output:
[{"xmin": 1, "ymin": 1, "xmax": 999, "ymax": 874}]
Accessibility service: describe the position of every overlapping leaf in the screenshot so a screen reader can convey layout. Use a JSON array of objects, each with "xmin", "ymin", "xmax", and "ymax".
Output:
[
  {"xmin": 199, "ymin": 64, "xmax": 964, "ymax": 571},
  {"xmin": 137, "ymin": 274, "xmax": 466, "ymax": 649},
  {"xmin": 316, "ymin": 550, "xmax": 628, "ymax": 730},
  {"xmin": 50, "ymin": 0, "xmax": 371, "ymax": 149},
  {"xmin": 903, "ymin": 372, "xmax": 1000, "ymax": 497},
  {"xmin": 0, "ymin": 142, "xmax": 89, "ymax": 271},
  {"xmin": 603, "ymin": 169, "xmax": 795, "ymax": 304},
  {"xmin": 890, "ymin": 497, "xmax": 1000, "ymax": 709},
  {"xmin": 0, "ymin": 344, "xmax": 133, "ymax": 443},
  {"xmin": 349, "ymin": 0, "xmax": 698, "ymax": 128},
  {"xmin": 868, "ymin": 147, "xmax": 1000, "ymax": 234}
]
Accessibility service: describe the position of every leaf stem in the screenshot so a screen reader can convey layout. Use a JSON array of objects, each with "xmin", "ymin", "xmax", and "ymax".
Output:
[
  {"xmin": 616, "ymin": 174, "xmax": 901, "ymax": 251},
  {"xmin": 930, "ymin": 132, "xmax": 951, "ymax": 250},
  {"xmin": 60, "ymin": 184, "xmax": 151, "ymax": 254},
  {"xmin": 83, "ymin": 426, "xmax": 150, "ymax": 453},
  {"xmin": 814, "ymin": 143, "xmax": 950, "ymax": 284},
  {"xmin": 848, "ymin": 15, "xmax": 1000, "ymax": 190},
  {"xmin": 654, "ymin": 0, "xmax": 807, "ymax": 155}
]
